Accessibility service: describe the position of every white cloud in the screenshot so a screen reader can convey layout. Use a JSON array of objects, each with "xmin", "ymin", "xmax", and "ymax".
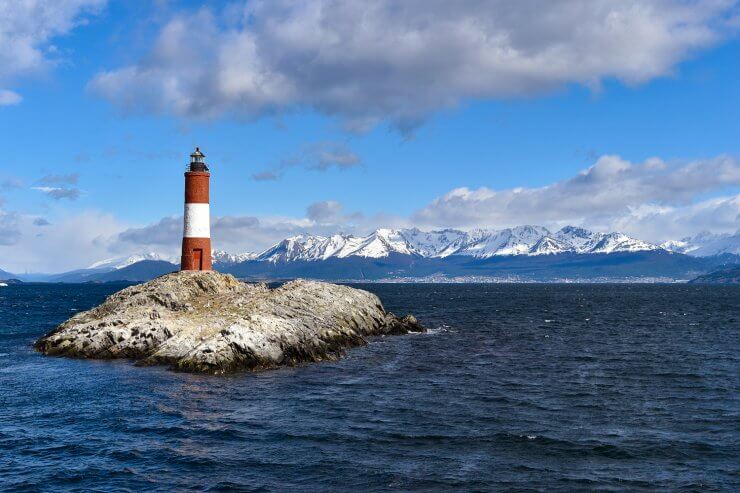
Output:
[
  {"xmin": 32, "ymin": 186, "xmax": 81, "ymax": 200},
  {"xmin": 89, "ymin": 0, "xmax": 736, "ymax": 132},
  {"xmin": 306, "ymin": 200, "xmax": 343, "ymax": 223},
  {"xmin": 0, "ymin": 209, "xmax": 124, "ymax": 273},
  {"xmin": 610, "ymin": 196, "xmax": 740, "ymax": 242},
  {"xmin": 0, "ymin": 90, "xmax": 22, "ymax": 106},
  {"xmin": 413, "ymin": 154, "xmax": 740, "ymax": 241},
  {"xmin": 0, "ymin": 0, "xmax": 105, "ymax": 102}
]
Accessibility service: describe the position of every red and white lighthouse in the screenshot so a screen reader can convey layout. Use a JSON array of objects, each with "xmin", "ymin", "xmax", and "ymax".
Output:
[{"xmin": 181, "ymin": 147, "xmax": 212, "ymax": 271}]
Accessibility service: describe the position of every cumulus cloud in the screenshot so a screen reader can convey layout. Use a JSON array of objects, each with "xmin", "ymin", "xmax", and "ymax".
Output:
[
  {"xmin": 32, "ymin": 186, "xmax": 81, "ymax": 200},
  {"xmin": 252, "ymin": 141, "xmax": 361, "ymax": 180},
  {"xmin": 609, "ymin": 195, "xmax": 740, "ymax": 242},
  {"xmin": 0, "ymin": 0, "xmax": 106, "ymax": 102},
  {"xmin": 413, "ymin": 154, "xmax": 740, "ymax": 240},
  {"xmin": 89, "ymin": 0, "xmax": 736, "ymax": 132}
]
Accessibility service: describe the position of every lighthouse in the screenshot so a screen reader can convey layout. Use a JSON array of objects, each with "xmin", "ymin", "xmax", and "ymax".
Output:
[{"xmin": 181, "ymin": 147, "xmax": 212, "ymax": 271}]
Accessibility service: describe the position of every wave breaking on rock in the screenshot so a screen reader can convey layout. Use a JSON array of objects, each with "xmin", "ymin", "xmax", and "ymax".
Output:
[{"xmin": 34, "ymin": 271, "xmax": 423, "ymax": 374}]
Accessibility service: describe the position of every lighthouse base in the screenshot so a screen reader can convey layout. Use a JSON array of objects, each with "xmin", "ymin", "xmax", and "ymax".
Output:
[{"xmin": 181, "ymin": 237, "xmax": 212, "ymax": 271}]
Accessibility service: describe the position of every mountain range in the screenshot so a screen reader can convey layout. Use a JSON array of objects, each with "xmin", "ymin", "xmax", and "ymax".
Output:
[
  {"xmin": 241, "ymin": 226, "xmax": 661, "ymax": 262},
  {"xmin": 219, "ymin": 226, "xmax": 740, "ymax": 263},
  {"xmin": 3, "ymin": 226, "xmax": 739, "ymax": 283}
]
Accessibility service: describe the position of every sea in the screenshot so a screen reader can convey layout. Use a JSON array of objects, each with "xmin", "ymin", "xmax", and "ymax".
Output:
[{"xmin": 0, "ymin": 282, "xmax": 738, "ymax": 492}]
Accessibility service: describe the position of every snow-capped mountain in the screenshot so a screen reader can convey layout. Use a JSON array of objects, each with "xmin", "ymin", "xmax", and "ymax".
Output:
[
  {"xmin": 256, "ymin": 230, "xmax": 415, "ymax": 263},
  {"xmin": 661, "ymin": 231, "xmax": 740, "ymax": 257},
  {"xmin": 88, "ymin": 252, "xmax": 175, "ymax": 271},
  {"xmin": 212, "ymin": 249, "xmax": 258, "ymax": 265},
  {"xmin": 586, "ymin": 232, "xmax": 659, "ymax": 254},
  {"xmin": 529, "ymin": 236, "xmax": 571, "ymax": 256},
  {"xmin": 243, "ymin": 225, "xmax": 661, "ymax": 263},
  {"xmin": 454, "ymin": 226, "xmax": 553, "ymax": 257}
]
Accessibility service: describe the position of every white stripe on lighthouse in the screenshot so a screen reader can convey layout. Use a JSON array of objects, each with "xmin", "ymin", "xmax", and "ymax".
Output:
[{"xmin": 184, "ymin": 203, "xmax": 210, "ymax": 238}]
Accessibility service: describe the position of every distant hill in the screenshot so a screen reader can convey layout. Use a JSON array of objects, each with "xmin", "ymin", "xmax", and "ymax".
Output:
[
  {"xmin": 689, "ymin": 266, "xmax": 740, "ymax": 284},
  {"xmin": 50, "ymin": 260, "xmax": 178, "ymax": 283},
  {"xmin": 0, "ymin": 267, "xmax": 15, "ymax": 279},
  {"xmin": 89, "ymin": 260, "xmax": 178, "ymax": 282}
]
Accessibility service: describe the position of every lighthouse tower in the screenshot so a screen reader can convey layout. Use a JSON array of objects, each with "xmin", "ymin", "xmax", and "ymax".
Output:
[{"xmin": 181, "ymin": 147, "xmax": 212, "ymax": 271}]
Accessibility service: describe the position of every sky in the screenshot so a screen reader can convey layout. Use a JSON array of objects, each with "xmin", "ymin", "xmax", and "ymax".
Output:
[{"xmin": 0, "ymin": 0, "xmax": 739, "ymax": 273}]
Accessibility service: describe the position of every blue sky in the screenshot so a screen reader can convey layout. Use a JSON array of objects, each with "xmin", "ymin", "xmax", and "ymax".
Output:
[{"xmin": 0, "ymin": 0, "xmax": 738, "ymax": 273}]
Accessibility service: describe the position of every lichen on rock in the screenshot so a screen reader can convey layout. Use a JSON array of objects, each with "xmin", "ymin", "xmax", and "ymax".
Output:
[{"xmin": 34, "ymin": 271, "xmax": 424, "ymax": 374}]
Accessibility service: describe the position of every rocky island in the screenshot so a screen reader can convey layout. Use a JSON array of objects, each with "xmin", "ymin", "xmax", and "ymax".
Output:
[{"xmin": 35, "ymin": 271, "xmax": 423, "ymax": 374}]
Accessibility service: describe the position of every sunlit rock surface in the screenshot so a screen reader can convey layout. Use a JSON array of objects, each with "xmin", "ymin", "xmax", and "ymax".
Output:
[{"xmin": 35, "ymin": 271, "xmax": 423, "ymax": 374}]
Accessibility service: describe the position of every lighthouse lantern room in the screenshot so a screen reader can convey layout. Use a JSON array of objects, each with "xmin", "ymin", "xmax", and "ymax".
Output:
[{"xmin": 181, "ymin": 147, "xmax": 212, "ymax": 271}]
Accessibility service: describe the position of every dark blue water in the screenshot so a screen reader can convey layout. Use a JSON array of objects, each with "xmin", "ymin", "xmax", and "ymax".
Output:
[{"xmin": 1, "ymin": 283, "xmax": 738, "ymax": 492}]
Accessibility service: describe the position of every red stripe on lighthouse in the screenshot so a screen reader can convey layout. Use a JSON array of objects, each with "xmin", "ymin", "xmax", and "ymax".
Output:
[{"xmin": 184, "ymin": 172, "xmax": 210, "ymax": 203}]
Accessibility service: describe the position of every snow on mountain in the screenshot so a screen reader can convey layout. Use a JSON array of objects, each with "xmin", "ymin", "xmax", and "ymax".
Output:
[
  {"xmin": 257, "ymin": 230, "xmax": 415, "ymax": 263},
  {"xmin": 550, "ymin": 227, "xmax": 659, "ymax": 254},
  {"xmin": 248, "ymin": 225, "xmax": 661, "ymax": 262},
  {"xmin": 88, "ymin": 252, "xmax": 174, "ymax": 270},
  {"xmin": 528, "ymin": 236, "xmax": 571, "ymax": 255},
  {"xmin": 348, "ymin": 229, "xmax": 415, "ymax": 258},
  {"xmin": 454, "ymin": 226, "xmax": 551, "ymax": 257},
  {"xmin": 212, "ymin": 250, "xmax": 258, "ymax": 265},
  {"xmin": 586, "ymin": 232, "xmax": 659, "ymax": 254},
  {"xmin": 660, "ymin": 239, "xmax": 690, "ymax": 253},
  {"xmin": 553, "ymin": 226, "xmax": 595, "ymax": 251},
  {"xmin": 256, "ymin": 234, "xmax": 372, "ymax": 262},
  {"xmin": 257, "ymin": 235, "xmax": 325, "ymax": 262},
  {"xmin": 400, "ymin": 228, "xmax": 469, "ymax": 257},
  {"xmin": 660, "ymin": 231, "xmax": 740, "ymax": 257}
]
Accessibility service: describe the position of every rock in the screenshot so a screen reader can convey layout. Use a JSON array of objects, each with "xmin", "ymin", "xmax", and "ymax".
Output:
[{"xmin": 34, "ymin": 271, "xmax": 424, "ymax": 374}]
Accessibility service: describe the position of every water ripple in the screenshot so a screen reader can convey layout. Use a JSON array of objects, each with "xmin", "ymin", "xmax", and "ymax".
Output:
[{"xmin": 0, "ymin": 282, "xmax": 738, "ymax": 491}]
